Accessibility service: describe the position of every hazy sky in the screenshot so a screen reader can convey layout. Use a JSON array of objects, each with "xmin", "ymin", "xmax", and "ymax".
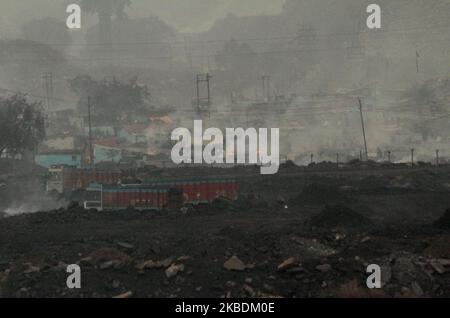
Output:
[{"xmin": 0, "ymin": 0, "xmax": 286, "ymax": 36}]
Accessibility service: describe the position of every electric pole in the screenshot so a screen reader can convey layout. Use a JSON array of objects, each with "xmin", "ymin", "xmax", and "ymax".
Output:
[
  {"xmin": 87, "ymin": 97, "xmax": 94, "ymax": 168},
  {"xmin": 411, "ymin": 148, "xmax": 415, "ymax": 168},
  {"xmin": 261, "ymin": 75, "xmax": 271, "ymax": 101},
  {"xmin": 42, "ymin": 72, "xmax": 54, "ymax": 111},
  {"xmin": 416, "ymin": 51, "xmax": 420, "ymax": 73},
  {"xmin": 358, "ymin": 98, "xmax": 369, "ymax": 161},
  {"xmin": 196, "ymin": 73, "xmax": 212, "ymax": 115},
  {"xmin": 436, "ymin": 149, "xmax": 439, "ymax": 166}
]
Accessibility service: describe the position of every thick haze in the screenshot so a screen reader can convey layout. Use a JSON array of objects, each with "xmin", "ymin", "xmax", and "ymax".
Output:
[
  {"xmin": 0, "ymin": 0, "xmax": 285, "ymax": 35},
  {"xmin": 1, "ymin": 0, "xmax": 449, "ymax": 163}
]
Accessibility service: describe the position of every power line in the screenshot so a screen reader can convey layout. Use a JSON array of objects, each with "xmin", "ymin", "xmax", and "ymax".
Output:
[{"xmin": 5, "ymin": 22, "xmax": 450, "ymax": 48}]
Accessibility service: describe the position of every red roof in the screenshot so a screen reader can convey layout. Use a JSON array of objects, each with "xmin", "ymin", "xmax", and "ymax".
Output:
[
  {"xmin": 123, "ymin": 124, "xmax": 149, "ymax": 134},
  {"xmin": 92, "ymin": 138, "xmax": 119, "ymax": 148}
]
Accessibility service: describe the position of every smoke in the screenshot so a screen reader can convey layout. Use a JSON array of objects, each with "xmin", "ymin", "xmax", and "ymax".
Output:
[
  {"xmin": 2, "ymin": 192, "xmax": 67, "ymax": 217},
  {"xmin": 3, "ymin": 197, "xmax": 67, "ymax": 217}
]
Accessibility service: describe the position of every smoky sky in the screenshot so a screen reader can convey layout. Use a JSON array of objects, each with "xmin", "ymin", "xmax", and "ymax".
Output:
[{"xmin": 0, "ymin": 0, "xmax": 285, "ymax": 36}]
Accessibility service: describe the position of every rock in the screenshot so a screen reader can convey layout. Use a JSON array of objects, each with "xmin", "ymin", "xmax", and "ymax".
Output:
[
  {"xmin": 277, "ymin": 257, "xmax": 297, "ymax": 272},
  {"xmin": 429, "ymin": 261, "xmax": 446, "ymax": 274},
  {"xmin": 136, "ymin": 260, "xmax": 157, "ymax": 271},
  {"xmin": 411, "ymin": 282, "xmax": 424, "ymax": 297},
  {"xmin": 245, "ymin": 277, "xmax": 253, "ymax": 284},
  {"xmin": 391, "ymin": 254, "xmax": 420, "ymax": 284},
  {"xmin": 165, "ymin": 264, "xmax": 185, "ymax": 278},
  {"xmin": 242, "ymin": 285, "xmax": 255, "ymax": 297},
  {"xmin": 50, "ymin": 261, "xmax": 68, "ymax": 272},
  {"xmin": 117, "ymin": 242, "xmax": 134, "ymax": 250},
  {"xmin": 316, "ymin": 264, "xmax": 332, "ymax": 273},
  {"xmin": 158, "ymin": 257, "xmax": 174, "ymax": 268},
  {"xmin": 263, "ymin": 284, "xmax": 274, "ymax": 292},
  {"xmin": 136, "ymin": 257, "xmax": 174, "ymax": 271},
  {"xmin": 177, "ymin": 256, "xmax": 191, "ymax": 262},
  {"xmin": 82, "ymin": 248, "xmax": 132, "ymax": 267},
  {"xmin": 23, "ymin": 263, "xmax": 40, "ymax": 274},
  {"xmin": 113, "ymin": 291, "xmax": 133, "ymax": 298},
  {"xmin": 223, "ymin": 256, "xmax": 246, "ymax": 271},
  {"xmin": 380, "ymin": 263, "xmax": 392, "ymax": 287},
  {"xmin": 100, "ymin": 260, "xmax": 123, "ymax": 270},
  {"xmin": 226, "ymin": 281, "xmax": 236, "ymax": 288},
  {"xmin": 361, "ymin": 236, "xmax": 371, "ymax": 243},
  {"xmin": 438, "ymin": 259, "xmax": 450, "ymax": 266},
  {"xmin": 401, "ymin": 287, "xmax": 411, "ymax": 296},
  {"xmin": 245, "ymin": 263, "xmax": 256, "ymax": 270}
]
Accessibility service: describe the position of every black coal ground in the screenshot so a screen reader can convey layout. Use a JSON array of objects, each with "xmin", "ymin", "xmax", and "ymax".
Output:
[{"xmin": 0, "ymin": 165, "xmax": 449, "ymax": 298}]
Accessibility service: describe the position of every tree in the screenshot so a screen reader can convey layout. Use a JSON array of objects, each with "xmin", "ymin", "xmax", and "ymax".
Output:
[
  {"xmin": 68, "ymin": 75, "xmax": 152, "ymax": 123},
  {"xmin": 79, "ymin": 0, "xmax": 131, "ymax": 47},
  {"xmin": 0, "ymin": 94, "xmax": 46, "ymax": 157}
]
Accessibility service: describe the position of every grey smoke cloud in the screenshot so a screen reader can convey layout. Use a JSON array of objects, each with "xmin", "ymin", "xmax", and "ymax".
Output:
[{"xmin": 0, "ymin": 0, "xmax": 285, "ymax": 36}]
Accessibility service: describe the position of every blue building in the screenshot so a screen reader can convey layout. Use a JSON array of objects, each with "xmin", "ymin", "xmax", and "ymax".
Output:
[
  {"xmin": 93, "ymin": 144, "xmax": 122, "ymax": 164},
  {"xmin": 35, "ymin": 150, "xmax": 83, "ymax": 168}
]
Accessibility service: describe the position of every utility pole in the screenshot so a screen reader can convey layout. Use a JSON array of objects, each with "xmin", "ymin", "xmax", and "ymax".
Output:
[
  {"xmin": 196, "ymin": 73, "xmax": 212, "ymax": 115},
  {"xmin": 87, "ymin": 97, "xmax": 94, "ymax": 168},
  {"xmin": 436, "ymin": 149, "xmax": 439, "ymax": 166},
  {"xmin": 387, "ymin": 150, "xmax": 391, "ymax": 163},
  {"xmin": 336, "ymin": 153, "xmax": 339, "ymax": 169},
  {"xmin": 310, "ymin": 153, "xmax": 314, "ymax": 165},
  {"xmin": 261, "ymin": 75, "xmax": 271, "ymax": 102},
  {"xmin": 416, "ymin": 51, "xmax": 420, "ymax": 73},
  {"xmin": 42, "ymin": 72, "xmax": 54, "ymax": 111},
  {"xmin": 411, "ymin": 148, "xmax": 415, "ymax": 168},
  {"xmin": 358, "ymin": 98, "xmax": 369, "ymax": 161}
]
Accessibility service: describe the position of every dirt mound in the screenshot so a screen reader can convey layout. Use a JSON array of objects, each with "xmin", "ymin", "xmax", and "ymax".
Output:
[
  {"xmin": 402, "ymin": 170, "xmax": 447, "ymax": 192},
  {"xmin": 309, "ymin": 204, "xmax": 372, "ymax": 229},
  {"xmin": 358, "ymin": 175, "xmax": 391, "ymax": 194},
  {"xmin": 423, "ymin": 235, "xmax": 450, "ymax": 258},
  {"xmin": 291, "ymin": 183, "xmax": 346, "ymax": 205},
  {"xmin": 433, "ymin": 209, "xmax": 450, "ymax": 229}
]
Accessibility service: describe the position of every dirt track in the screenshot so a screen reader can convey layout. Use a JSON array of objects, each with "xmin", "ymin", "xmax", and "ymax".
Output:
[{"xmin": 0, "ymin": 165, "xmax": 449, "ymax": 298}]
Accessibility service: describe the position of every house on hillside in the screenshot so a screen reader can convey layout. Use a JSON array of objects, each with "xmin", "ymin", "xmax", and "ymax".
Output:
[
  {"xmin": 118, "ymin": 124, "xmax": 148, "ymax": 144},
  {"xmin": 35, "ymin": 149, "xmax": 84, "ymax": 168},
  {"xmin": 92, "ymin": 138, "xmax": 122, "ymax": 164}
]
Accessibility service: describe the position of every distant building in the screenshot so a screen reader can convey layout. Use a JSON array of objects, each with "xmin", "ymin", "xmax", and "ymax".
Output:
[
  {"xmin": 35, "ymin": 150, "xmax": 83, "ymax": 168},
  {"xmin": 92, "ymin": 139, "xmax": 122, "ymax": 164},
  {"xmin": 147, "ymin": 116, "xmax": 174, "ymax": 155},
  {"xmin": 118, "ymin": 124, "xmax": 149, "ymax": 144},
  {"xmin": 41, "ymin": 135, "xmax": 86, "ymax": 151},
  {"xmin": 85, "ymin": 125, "xmax": 116, "ymax": 137}
]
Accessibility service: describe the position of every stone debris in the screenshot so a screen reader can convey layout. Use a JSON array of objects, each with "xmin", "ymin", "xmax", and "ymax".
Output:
[
  {"xmin": 117, "ymin": 242, "xmax": 134, "ymax": 250},
  {"xmin": 277, "ymin": 257, "xmax": 297, "ymax": 272},
  {"xmin": 316, "ymin": 264, "xmax": 332, "ymax": 273},
  {"xmin": 23, "ymin": 263, "xmax": 40, "ymax": 274},
  {"xmin": 81, "ymin": 248, "xmax": 132, "ymax": 268},
  {"xmin": 165, "ymin": 264, "xmax": 185, "ymax": 278},
  {"xmin": 223, "ymin": 256, "xmax": 246, "ymax": 271},
  {"xmin": 136, "ymin": 257, "xmax": 174, "ymax": 271},
  {"xmin": 113, "ymin": 291, "xmax": 133, "ymax": 298}
]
